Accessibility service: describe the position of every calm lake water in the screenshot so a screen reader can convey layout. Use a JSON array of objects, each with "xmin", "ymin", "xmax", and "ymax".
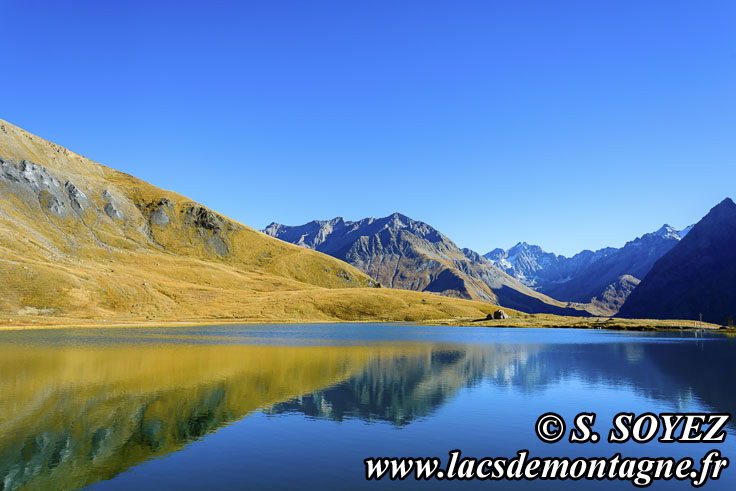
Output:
[{"xmin": 0, "ymin": 324, "xmax": 734, "ymax": 490}]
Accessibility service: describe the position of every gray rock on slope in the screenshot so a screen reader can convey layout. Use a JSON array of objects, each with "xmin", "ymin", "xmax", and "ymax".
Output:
[
  {"xmin": 1, "ymin": 158, "xmax": 70, "ymax": 217},
  {"xmin": 102, "ymin": 189, "xmax": 125, "ymax": 220},
  {"xmin": 64, "ymin": 181, "xmax": 89, "ymax": 212}
]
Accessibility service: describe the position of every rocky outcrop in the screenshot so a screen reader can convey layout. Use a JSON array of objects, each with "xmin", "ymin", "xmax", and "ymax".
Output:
[
  {"xmin": 102, "ymin": 189, "xmax": 124, "ymax": 220},
  {"xmin": 1, "ymin": 158, "xmax": 71, "ymax": 218},
  {"xmin": 184, "ymin": 204, "xmax": 226, "ymax": 231},
  {"xmin": 64, "ymin": 181, "xmax": 88, "ymax": 213},
  {"xmin": 591, "ymin": 274, "xmax": 640, "ymax": 313}
]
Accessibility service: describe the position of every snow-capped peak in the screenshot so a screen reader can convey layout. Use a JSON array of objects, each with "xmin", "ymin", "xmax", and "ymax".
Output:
[
  {"xmin": 654, "ymin": 224, "xmax": 679, "ymax": 240},
  {"xmin": 652, "ymin": 224, "xmax": 695, "ymax": 240}
]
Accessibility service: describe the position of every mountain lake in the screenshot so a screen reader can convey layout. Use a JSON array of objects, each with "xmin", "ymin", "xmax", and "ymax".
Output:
[{"xmin": 0, "ymin": 324, "xmax": 733, "ymax": 489}]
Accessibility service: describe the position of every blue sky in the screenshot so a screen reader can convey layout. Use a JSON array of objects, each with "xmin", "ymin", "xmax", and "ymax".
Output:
[{"xmin": 2, "ymin": 0, "xmax": 734, "ymax": 256}]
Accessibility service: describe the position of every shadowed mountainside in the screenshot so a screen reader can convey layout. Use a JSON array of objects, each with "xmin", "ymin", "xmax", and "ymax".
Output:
[
  {"xmin": 618, "ymin": 198, "xmax": 736, "ymax": 325},
  {"xmin": 485, "ymin": 225, "xmax": 690, "ymax": 314}
]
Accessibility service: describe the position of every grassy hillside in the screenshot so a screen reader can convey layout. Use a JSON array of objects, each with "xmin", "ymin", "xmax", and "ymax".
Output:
[{"xmin": 0, "ymin": 119, "xmax": 502, "ymax": 325}]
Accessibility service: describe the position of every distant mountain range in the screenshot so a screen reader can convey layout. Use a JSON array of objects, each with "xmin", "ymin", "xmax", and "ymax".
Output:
[
  {"xmin": 618, "ymin": 198, "xmax": 736, "ymax": 325},
  {"xmin": 485, "ymin": 224, "xmax": 693, "ymax": 313},
  {"xmin": 2, "ymin": 117, "xmax": 733, "ymax": 326},
  {"xmin": 266, "ymin": 214, "xmax": 711, "ymax": 317},
  {"xmin": 264, "ymin": 215, "xmax": 597, "ymax": 316}
]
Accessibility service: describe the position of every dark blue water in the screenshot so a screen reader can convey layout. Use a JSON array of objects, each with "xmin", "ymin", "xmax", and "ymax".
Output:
[{"xmin": 0, "ymin": 325, "xmax": 733, "ymax": 489}]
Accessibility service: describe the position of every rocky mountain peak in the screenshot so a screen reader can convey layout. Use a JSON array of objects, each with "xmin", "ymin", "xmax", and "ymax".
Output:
[
  {"xmin": 654, "ymin": 224, "xmax": 679, "ymax": 239},
  {"xmin": 708, "ymin": 197, "xmax": 736, "ymax": 220},
  {"xmin": 483, "ymin": 220, "xmax": 697, "ymax": 314},
  {"xmin": 263, "ymin": 212, "xmax": 594, "ymax": 315},
  {"xmin": 686, "ymin": 197, "xmax": 736, "ymax": 238},
  {"xmin": 718, "ymin": 197, "xmax": 735, "ymax": 207},
  {"xmin": 326, "ymin": 216, "xmax": 346, "ymax": 225}
]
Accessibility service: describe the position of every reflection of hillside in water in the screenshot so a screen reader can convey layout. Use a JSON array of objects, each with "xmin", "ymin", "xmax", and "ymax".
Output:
[
  {"xmin": 0, "ymin": 343, "xmax": 416, "ymax": 491},
  {"xmin": 1, "ymin": 333, "xmax": 733, "ymax": 490},
  {"xmin": 269, "ymin": 337, "xmax": 736, "ymax": 426}
]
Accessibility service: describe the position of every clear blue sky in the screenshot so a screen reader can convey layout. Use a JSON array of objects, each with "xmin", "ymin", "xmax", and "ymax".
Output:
[{"xmin": 2, "ymin": 0, "xmax": 734, "ymax": 256}]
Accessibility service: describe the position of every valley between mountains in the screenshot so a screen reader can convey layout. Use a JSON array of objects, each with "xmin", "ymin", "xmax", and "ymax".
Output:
[{"xmin": 1, "ymin": 118, "xmax": 733, "ymax": 329}]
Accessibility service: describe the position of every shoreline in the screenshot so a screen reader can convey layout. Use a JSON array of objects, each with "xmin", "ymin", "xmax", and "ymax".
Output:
[{"xmin": 0, "ymin": 315, "xmax": 728, "ymax": 333}]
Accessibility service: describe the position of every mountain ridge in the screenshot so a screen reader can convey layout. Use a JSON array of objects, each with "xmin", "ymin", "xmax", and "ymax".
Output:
[
  {"xmin": 0, "ymin": 118, "xmax": 498, "ymax": 325},
  {"xmin": 617, "ymin": 198, "xmax": 736, "ymax": 324},
  {"xmin": 2, "ymin": 118, "xmax": 730, "ymax": 328},
  {"xmin": 264, "ymin": 215, "xmax": 599, "ymax": 316},
  {"xmin": 484, "ymin": 224, "xmax": 692, "ymax": 313}
]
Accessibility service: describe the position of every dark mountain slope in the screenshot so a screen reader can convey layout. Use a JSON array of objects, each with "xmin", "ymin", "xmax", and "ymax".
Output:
[
  {"xmin": 543, "ymin": 226, "xmax": 683, "ymax": 309},
  {"xmin": 617, "ymin": 198, "xmax": 736, "ymax": 325}
]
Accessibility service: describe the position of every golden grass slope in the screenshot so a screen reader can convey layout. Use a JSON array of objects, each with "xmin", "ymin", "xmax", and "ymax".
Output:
[{"xmin": 0, "ymin": 119, "xmax": 502, "ymax": 325}]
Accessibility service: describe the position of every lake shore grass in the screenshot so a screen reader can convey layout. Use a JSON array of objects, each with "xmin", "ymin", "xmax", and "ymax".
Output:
[
  {"xmin": 436, "ymin": 314, "xmax": 726, "ymax": 332},
  {"xmin": 0, "ymin": 309, "xmax": 728, "ymax": 332}
]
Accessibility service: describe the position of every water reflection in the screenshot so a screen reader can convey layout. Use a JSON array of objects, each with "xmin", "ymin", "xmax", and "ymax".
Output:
[
  {"xmin": 0, "ymin": 342, "xmax": 408, "ymax": 490},
  {"xmin": 0, "ymin": 327, "xmax": 733, "ymax": 490},
  {"xmin": 267, "ymin": 346, "xmax": 529, "ymax": 425},
  {"xmin": 268, "ymin": 339, "xmax": 736, "ymax": 426}
]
